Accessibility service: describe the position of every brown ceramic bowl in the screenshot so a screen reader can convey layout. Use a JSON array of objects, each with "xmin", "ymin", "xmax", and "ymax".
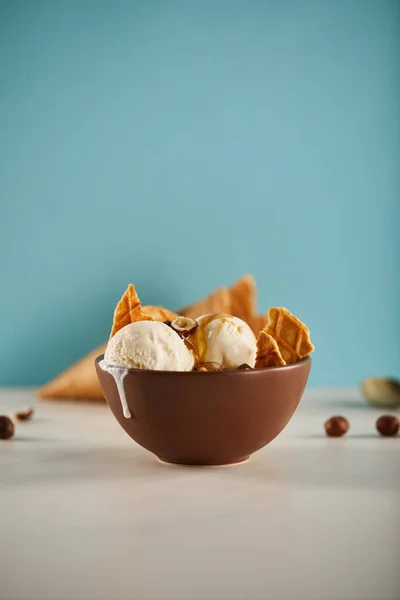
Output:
[{"xmin": 95, "ymin": 355, "xmax": 311, "ymax": 466}]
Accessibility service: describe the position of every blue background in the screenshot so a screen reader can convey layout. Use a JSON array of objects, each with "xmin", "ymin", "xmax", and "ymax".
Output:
[{"xmin": 1, "ymin": 0, "xmax": 399, "ymax": 386}]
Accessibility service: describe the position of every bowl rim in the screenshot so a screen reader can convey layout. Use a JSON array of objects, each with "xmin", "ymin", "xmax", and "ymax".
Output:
[{"xmin": 95, "ymin": 354, "xmax": 311, "ymax": 375}]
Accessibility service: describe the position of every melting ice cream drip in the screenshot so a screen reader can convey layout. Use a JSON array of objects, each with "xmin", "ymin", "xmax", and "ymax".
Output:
[{"xmin": 99, "ymin": 360, "xmax": 131, "ymax": 418}]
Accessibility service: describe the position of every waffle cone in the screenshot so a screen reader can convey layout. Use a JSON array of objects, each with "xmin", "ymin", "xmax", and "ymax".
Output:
[
  {"xmin": 255, "ymin": 330, "xmax": 286, "ymax": 368},
  {"xmin": 110, "ymin": 284, "xmax": 153, "ymax": 337},
  {"xmin": 181, "ymin": 287, "xmax": 231, "ymax": 319},
  {"xmin": 37, "ymin": 344, "xmax": 106, "ymax": 401},
  {"xmin": 229, "ymin": 274, "xmax": 257, "ymax": 323},
  {"xmin": 265, "ymin": 307, "xmax": 314, "ymax": 364},
  {"xmin": 246, "ymin": 314, "xmax": 268, "ymax": 337},
  {"xmin": 181, "ymin": 274, "xmax": 257, "ymax": 321}
]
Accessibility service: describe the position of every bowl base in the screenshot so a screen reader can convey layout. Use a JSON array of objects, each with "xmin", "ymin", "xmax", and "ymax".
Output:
[{"xmin": 156, "ymin": 455, "xmax": 251, "ymax": 467}]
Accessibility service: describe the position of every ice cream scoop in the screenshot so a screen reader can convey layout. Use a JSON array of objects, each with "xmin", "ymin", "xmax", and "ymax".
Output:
[
  {"xmin": 101, "ymin": 321, "xmax": 194, "ymax": 418},
  {"xmin": 104, "ymin": 321, "xmax": 194, "ymax": 371},
  {"xmin": 190, "ymin": 314, "xmax": 257, "ymax": 369}
]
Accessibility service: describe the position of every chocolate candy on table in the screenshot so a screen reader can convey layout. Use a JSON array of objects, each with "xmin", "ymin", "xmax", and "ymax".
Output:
[
  {"xmin": 376, "ymin": 415, "xmax": 399, "ymax": 437},
  {"xmin": 0, "ymin": 416, "xmax": 15, "ymax": 440},
  {"xmin": 324, "ymin": 416, "xmax": 349, "ymax": 437}
]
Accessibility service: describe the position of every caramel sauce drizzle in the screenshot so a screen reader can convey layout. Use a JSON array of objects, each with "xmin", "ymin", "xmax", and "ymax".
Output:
[{"xmin": 188, "ymin": 314, "xmax": 238, "ymax": 366}]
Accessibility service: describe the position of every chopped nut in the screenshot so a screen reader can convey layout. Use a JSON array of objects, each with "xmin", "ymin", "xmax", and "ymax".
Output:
[
  {"xmin": 14, "ymin": 407, "xmax": 34, "ymax": 421},
  {"xmin": 169, "ymin": 316, "xmax": 199, "ymax": 338},
  {"xmin": 0, "ymin": 416, "xmax": 15, "ymax": 440},
  {"xmin": 237, "ymin": 363, "xmax": 253, "ymax": 371},
  {"xmin": 193, "ymin": 362, "xmax": 223, "ymax": 372}
]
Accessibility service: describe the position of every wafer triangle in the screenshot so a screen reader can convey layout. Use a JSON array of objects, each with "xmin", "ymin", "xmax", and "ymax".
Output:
[
  {"xmin": 229, "ymin": 274, "xmax": 257, "ymax": 324},
  {"xmin": 110, "ymin": 283, "xmax": 153, "ymax": 337},
  {"xmin": 181, "ymin": 286, "xmax": 231, "ymax": 319},
  {"xmin": 181, "ymin": 274, "xmax": 257, "ymax": 322},
  {"xmin": 265, "ymin": 307, "xmax": 314, "ymax": 364},
  {"xmin": 246, "ymin": 313, "xmax": 268, "ymax": 337},
  {"xmin": 255, "ymin": 330, "xmax": 286, "ymax": 368}
]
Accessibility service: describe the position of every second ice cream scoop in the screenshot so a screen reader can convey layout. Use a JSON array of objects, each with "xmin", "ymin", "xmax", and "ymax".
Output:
[{"xmin": 190, "ymin": 314, "xmax": 257, "ymax": 369}]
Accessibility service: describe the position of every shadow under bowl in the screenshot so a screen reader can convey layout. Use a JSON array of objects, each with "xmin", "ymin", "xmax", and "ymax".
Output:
[{"xmin": 95, "ymin": 356, "xmax": 311, "ymax": 466}]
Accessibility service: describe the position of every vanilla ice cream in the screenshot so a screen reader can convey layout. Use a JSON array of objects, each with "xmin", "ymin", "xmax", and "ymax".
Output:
[
  {"xmin": 104, "ymin": 321, "xmax": 194, "ymax": 371},
  {"xmin": 190, "ymin": 314, "xmax": 257, "ymax": 369}
]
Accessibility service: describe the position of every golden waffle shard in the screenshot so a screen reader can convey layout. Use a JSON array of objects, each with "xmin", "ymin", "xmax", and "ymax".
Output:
[{"xmin": 265, "ymin": 307, "xmax": 314, "ymax": 364}]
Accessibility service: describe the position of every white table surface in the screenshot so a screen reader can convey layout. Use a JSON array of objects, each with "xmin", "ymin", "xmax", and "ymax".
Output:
[{"xmin": 0, "ymin": 388, "xmax": 399, "ymax": 600}]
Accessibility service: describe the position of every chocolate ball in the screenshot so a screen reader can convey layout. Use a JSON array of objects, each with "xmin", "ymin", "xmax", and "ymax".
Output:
[
  {"xmin": 0, "ymin": 416, "xmax": 15, "ymax": 440},
  {"xmin": 376, "ymin": 415, "xmax": 399, "ymax": 437},
  {"xmin": 324, "ymin": 416, "xmax": 349, "ymax": 437}
]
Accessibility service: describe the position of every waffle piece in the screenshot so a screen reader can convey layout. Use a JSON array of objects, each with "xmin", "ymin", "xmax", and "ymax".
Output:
[
  {"xmin": 229, "ymin": 274, "xmax": 257, "ymax": 323},
  {"xmin": 143, "ymin": 305, "xmax": 179, "ymax": 322},
  {"xmin": 265, "ymin": 307, "xmax": 314, "ymax": 364},
  {"xmin": 110, "ymin": 284, "xmax": 153, "ymax": 337},
  {"xmin": 181, "ymin": 287, "xmax": 231, "ymax": 320},
  {"xmin": 255, "ymin": 330, "xmax": 286, "ymax": 368}
]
